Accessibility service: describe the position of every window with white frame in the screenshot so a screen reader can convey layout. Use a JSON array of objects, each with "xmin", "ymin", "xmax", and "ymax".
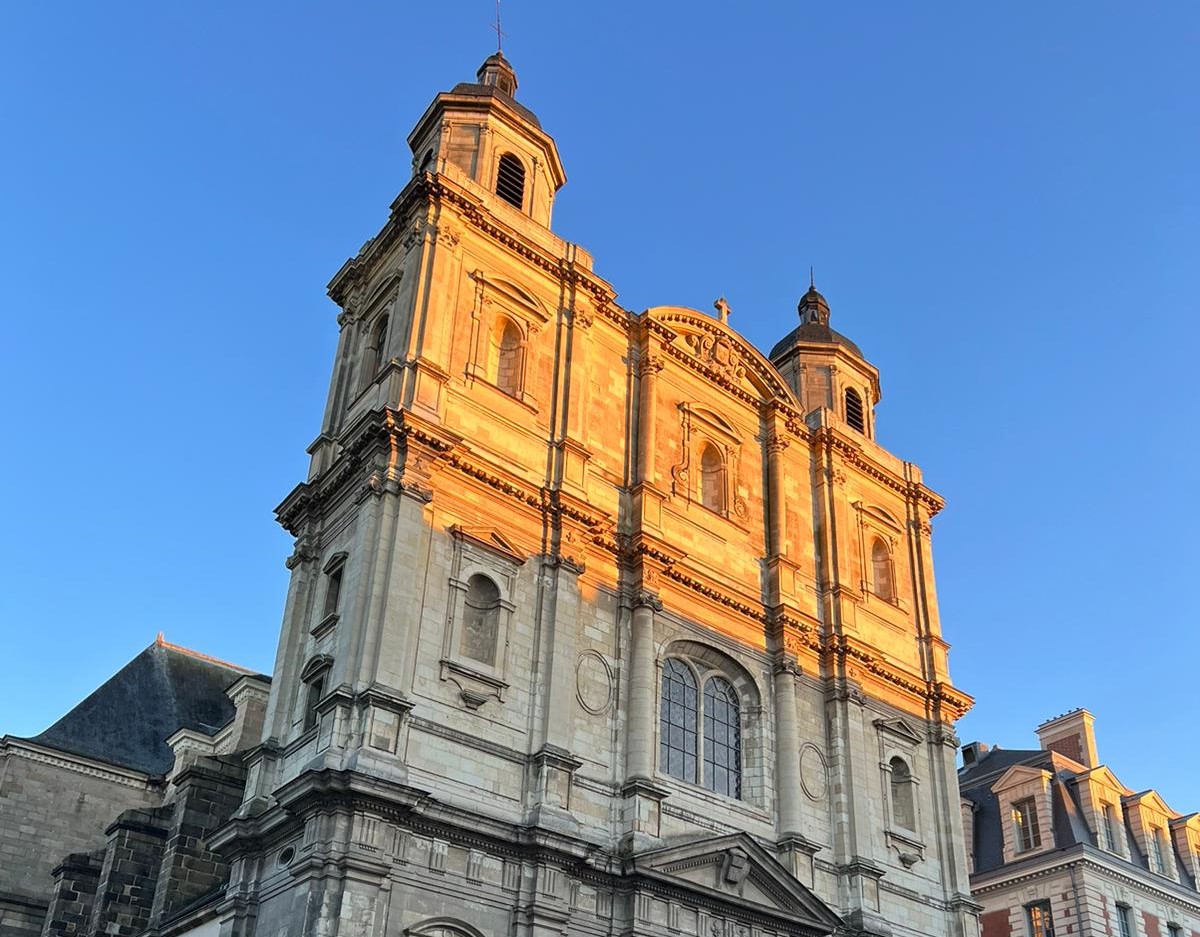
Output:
[
  {"xmin": 1026, "ymin": 901, "xmax": 1055, "ymax": 937},
  {"xmin": 1102, "ymin": 802, "xmax": 1118, "ymax": 852},
  {"xmin": 1013, "ymin": 797, "xmax": 1042, "ymax": 852},
  {"xmin": 1115, "ymin": 904, "xmax": 1133, "ymax": 937},
  {"xmin": 659, "ymin": 657, "xmax": 742, "ymax": 799},
  {"xmin": 1152, "ymin": 827, "xmax": 1168, "ymax": 874}
]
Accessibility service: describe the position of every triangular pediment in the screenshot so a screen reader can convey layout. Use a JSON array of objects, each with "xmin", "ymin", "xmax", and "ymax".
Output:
[
  {"xmin": 1124, "ymin": 789, "xmax": 1176, "ymax": 818},
  {"xmin": 628, "ymin": 833, "xmax": 842, "ymax": 935},
  {"xmin": 873, "ymin": 717, "xmax": 924, "ymax": 745},
  {"xmin": 449, "ymin": 525, "xmax": 526, "ymax": 565},
  {"xmin": 1077, "ymin": 764, "xmax": 1129, "ymax": 795},
  {"xmin": 991, "ymin": 763, "xmax": 1051, "ymax": 794}
]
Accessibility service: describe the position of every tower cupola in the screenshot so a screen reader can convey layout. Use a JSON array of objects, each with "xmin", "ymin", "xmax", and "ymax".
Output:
[
  {"xmin": 769, "ymin": 280, "xmax": 882, "ymax": 437},
  {"xmin": 406, "ymin": 53, "xmax": 566, "ymax": 228},
  {"xmin": 476, "ymin": 52, "xmax": 518, "ymax": 97}
]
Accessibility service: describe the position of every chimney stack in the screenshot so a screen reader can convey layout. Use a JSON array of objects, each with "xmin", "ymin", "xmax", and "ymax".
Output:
[{"xmin": 1036, "ymin": 709, "xmax": 1098, "ymax": 767}]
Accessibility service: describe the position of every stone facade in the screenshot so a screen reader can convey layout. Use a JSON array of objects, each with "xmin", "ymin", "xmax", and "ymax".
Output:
[
  {"xmin": 960, "ymin": 710, "xmax": 1200, "ymax": 937},
  {"xmin": 191, "ymin": 51, "xmax": 980, "ymax": 937},
  {"xmin": 0, "ymin": 637, "xmax": 269, "ymax": 937}
]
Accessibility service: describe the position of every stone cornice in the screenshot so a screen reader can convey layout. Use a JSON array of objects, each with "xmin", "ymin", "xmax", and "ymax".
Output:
[
  {"xmin": 0, "ymin": 736, "xmax": 163, "ymax": 791},
  {"xmin": 812, "ymin": 426, "xmax": 945, "ymax": 518},
  {"xmin": 969, "ymin": 845, "xmax": 1200, "ymax": 911}
]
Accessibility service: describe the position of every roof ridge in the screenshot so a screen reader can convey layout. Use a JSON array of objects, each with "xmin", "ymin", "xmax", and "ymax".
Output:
[{"xmin": 154, "ymin": 632, "xmax": 253, "ymax": 674}]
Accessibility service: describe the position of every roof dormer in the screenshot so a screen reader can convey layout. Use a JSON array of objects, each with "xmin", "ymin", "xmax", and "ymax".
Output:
[
  {"xmin": 406, "ymin": 53, "xmax": 566, "ymax": 229},
  {"xmin": 991, "ymin": 764, "xmax": 1056, "ymax": 863}
]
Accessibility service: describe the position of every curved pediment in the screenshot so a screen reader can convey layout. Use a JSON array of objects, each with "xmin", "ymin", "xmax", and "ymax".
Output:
[{"xmin": 648, "ymin": 306, "xmax": 799, "ymax": 407}]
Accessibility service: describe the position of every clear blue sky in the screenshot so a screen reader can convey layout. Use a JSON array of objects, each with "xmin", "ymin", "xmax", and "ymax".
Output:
[{"xmin": 2, "ymin": 4, "xmax": 1197, "ymax": 808}]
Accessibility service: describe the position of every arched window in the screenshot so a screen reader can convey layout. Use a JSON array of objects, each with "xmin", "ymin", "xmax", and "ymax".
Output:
[
  {"xmin": 698, "ymin": 443, "xmax": 724, "ymax": 513},
  {"xmin": 703, "ymin": 677, "xmax": 742, "ymax": 798},
  {"xmin": 495, "ymin": 153, "xmax": 526, "ymax": 209},
  {"xmin": 845, "ymin": 387, "xmax": 865, "ymax": 432},
  {"xmin": 890, "ymin": 756, "xmax": 915, "ymax": 830},
  {"xmin": 871, "ymin": 538, "xmax": 894, "ymax": 601},
  {"xmin": 659, "ymin": 657, "xmax": 744, "ymax": 799},
  {"xmin": 660, "ymin": 659, "xmax": 698, "ymax": 784},
  {"xmin": 460, "ymin": 574, "xmax": 501, "ymax": 665},
  {"xmin": 494, "ymin": 318, "xmax": 523, "ymax": 396},
  {"xmin": 362, "ymin": 313, "xmax": 390, "ymax": 386}
]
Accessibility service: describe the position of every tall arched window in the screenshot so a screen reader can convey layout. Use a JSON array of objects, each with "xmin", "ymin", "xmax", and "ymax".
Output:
[
  {"xmin": 461, "ymin": 574, "xmax": 501, "ymax": 665},
  {"xmin": 494, "ymin": 318, "xmax": 523, "ymax": 396},
  {"xmin": 703, "ymin": 677, "xmax": 742, "ymax": 798},
  {"xmin": 698, "ymin": 443, "xmax": 725, "ymax": 513},
  {"xmin": 362, "ymin": 313, "xmax": 389, "ymax": 386},
  {"xmin": 871, "ymin": 538, "xmax": 894, "ymax": 601},
  {"xmin": 495, "ymin": 153, "xmax": 526, "ymax": 209},
  {"xmin": 845, "ymin": 387, "xmax": 865, "ymax": 432},
  {"xmin": 890, "ymin": 756, "xmax": 915, "ymax": 830},
  {"xmin": 660, "ymin": 659, "xmax": 698, "ymax": 784},
  {"xmin": 660, "ymin": 657, "xmax": 744, "ymax": 799}
]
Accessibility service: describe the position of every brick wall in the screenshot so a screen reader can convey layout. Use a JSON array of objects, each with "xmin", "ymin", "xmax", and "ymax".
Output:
[{"xmin": 981, "ymin": 909, "xmax": 1012, "ymax": 937}]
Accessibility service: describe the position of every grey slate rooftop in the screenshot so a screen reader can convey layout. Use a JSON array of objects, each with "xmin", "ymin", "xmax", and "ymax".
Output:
[
  {"xmin": 959, "ymin": 745, "xmax": 1198, "ymax": 890},
  {"xmin": 24, "ymin": 635, "xmax": 264, "ymax": 775}
]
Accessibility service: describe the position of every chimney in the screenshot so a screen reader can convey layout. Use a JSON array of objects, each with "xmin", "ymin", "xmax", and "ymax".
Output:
[
  {"xmin": 961, "ymin": 741, "xmax": 989, "ymax": 766},
  {"xmin": 1036, "ymin": 709, "xmax": 1098, "ymax": 767}
]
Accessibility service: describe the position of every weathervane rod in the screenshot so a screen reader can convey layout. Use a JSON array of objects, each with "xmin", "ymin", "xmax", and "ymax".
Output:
[{"xmin": 493, "ymin": 0, "xmax": 503, "ymax": 52}]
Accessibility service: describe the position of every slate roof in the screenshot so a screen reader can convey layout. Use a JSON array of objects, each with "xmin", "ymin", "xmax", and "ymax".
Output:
[
  {"xmin": 959, "ymin": 747, "xmax": 1198, "ymax": 890},
  {"xmin": 24, "ymin": 636, "xmax": 262, "ymax": 776},
  {"xmin": 768, "ymin": 322, "xmax": 864, "ymax": 360},
  {"xmin": 447, "ymin": 82, "xmax": 542, "ymax": 129}
]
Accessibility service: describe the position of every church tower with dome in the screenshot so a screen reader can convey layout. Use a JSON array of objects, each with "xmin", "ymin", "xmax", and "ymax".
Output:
[{"xmin": 190, "ymin": 52, "xmax": 979, "ymax": 937}]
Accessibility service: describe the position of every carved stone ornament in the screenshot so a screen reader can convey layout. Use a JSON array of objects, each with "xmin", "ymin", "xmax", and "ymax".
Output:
[{"xmin": 683, "ymin": 331, "xmax": 748, "ymax": 385}]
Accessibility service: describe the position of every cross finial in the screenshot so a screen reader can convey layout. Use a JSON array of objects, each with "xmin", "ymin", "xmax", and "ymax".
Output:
[
  {"xmin": 714, "ymin": 296, "xmax": 731, "ymax": 325},
  {"xmin": 491, "ymin": 0, "xmax": 505, "ymax": 51},
  {"xmin": 810, "ymin": 266, "xmax": 815, "ymax": 290}
]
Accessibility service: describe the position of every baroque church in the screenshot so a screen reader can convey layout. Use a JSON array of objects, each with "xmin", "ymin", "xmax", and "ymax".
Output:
[{"xmin": 3, "ymin": 53, "xmax": 979, "ymax": 937}]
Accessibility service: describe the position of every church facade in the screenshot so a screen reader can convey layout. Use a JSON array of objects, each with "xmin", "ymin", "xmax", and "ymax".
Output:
[{"xmin": 27, "ymin": 53, "xmax": 980, "ymax": 937}]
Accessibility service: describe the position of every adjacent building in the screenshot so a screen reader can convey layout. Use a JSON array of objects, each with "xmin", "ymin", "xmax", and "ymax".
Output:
[
  {"xmin": 0, "ymin": 636, "xmax": 269, "ymax": 937},
  {"xmin": 960, "ymin": 710, "xmax": 1200, "ymax": 937}
]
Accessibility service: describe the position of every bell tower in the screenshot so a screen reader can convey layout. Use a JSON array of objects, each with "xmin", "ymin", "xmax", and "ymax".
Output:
[{"xmin": 407, "ymin": 52, "xmax": 566, "ymax": 228}]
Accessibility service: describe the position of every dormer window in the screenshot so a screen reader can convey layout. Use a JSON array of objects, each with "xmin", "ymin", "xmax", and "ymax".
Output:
[
  {"xmin": 1152, "ymin": 826, "xmax": 1167, "ymax": 873},
  {"xmin": 845, "ymin": 387, "xmax": 865, "ymax": 432},
  {"xmin": 1102, "ymin": 802, "xmax": 1118, "ymax": 851},
  {"xmin": 1013, "ymin": 797, "xmax": 1042, "ymax": 852},
  {"xmin": 496, "ymin": 153, "xmax": 525, "ymax": 209}
]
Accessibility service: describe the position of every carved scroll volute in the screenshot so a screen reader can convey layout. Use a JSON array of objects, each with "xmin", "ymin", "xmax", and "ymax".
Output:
[{"xmin": 669, "ymin": 408, "xmax": 692, "ymax": 497}]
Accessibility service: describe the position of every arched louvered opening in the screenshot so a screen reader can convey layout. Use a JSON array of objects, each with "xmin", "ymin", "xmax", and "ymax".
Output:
[
  {"xmin": 845, "ymin": 387, "xmax": 865, "ymax": 432},
  {"xmin": 698, "ymin": 443, "xmax": 725, "ymax": 513},
  {"xmin": 495, "ymin": 153, "xmax": 526, "ymax": 209},
  {"xmin": 871, "ymin": 538, "xmax": 894, "ymax": 601},
  {"xmin": 461, "ymin": 574, "xmax": 501, "ymax": 665},
  {"xmin": 494, "ymin": 318, "xmax": 523, "ymax": 396},
  {"xmin": 890, "ymin": 756, "xmax": 915, "ymax": 830}
]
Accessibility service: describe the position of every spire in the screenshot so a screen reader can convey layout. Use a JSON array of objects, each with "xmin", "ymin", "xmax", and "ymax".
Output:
[{"xmin": 477, "ymin": 51, "xmax": 518, "ymax": 98}]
